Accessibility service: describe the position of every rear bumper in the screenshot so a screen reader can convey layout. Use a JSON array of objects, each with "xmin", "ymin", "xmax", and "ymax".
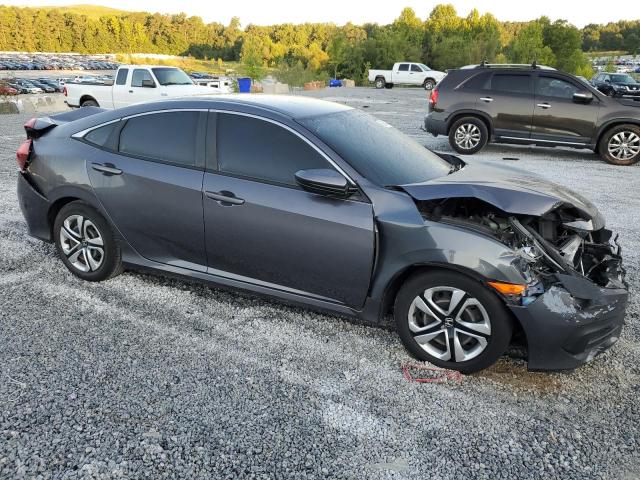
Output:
[
  {"xmin": 424, "ymin": 112, "xmax": 447, "ymax": 137},
  {"xmin": 509, "ymin": 281, "xmax": 628, "ymax": 371},
  {"xmin": 17, "ymin": 172, "xmax": 52, "ymax": 242}
]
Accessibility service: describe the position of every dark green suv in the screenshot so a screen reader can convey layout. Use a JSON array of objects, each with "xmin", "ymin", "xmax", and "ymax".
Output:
[{"xmin": 424, "ymin": 63, "xmax": 640, "ymax": 166}]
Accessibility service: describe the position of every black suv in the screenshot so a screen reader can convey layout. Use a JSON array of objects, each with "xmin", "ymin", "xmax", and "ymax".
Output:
[
  {"xmin": 425, "ymin": 64, "xmax": 640, "ymax": 165},
  {"xmin": 591, "ymin": 72, "xmax": 640, "ymax": 97}
]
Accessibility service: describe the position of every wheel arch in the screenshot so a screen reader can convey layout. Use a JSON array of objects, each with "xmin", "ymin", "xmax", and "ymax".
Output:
[
  {"xmin": 380, "ymin": 262, "xmax": 527, "ymax": 351},
  {"xmin": 47, "ymin": 187, "xmax": 104, "ymax": 239},
  {"xmin": 595, "ymin": 119, "xmax": 640, "ymax": 151},
  {"xmin": 79, "ymin": 94, "xmax": 98, "ymax": 107},
  {"xmin": 446, "ymin": 111, "xmax": 493, "ymax": 137}
]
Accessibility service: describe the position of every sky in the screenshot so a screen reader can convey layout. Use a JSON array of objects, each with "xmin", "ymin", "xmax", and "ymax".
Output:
[{"xmin": 7, "ymin": 0, "xmax": 640, "ymax": 27}]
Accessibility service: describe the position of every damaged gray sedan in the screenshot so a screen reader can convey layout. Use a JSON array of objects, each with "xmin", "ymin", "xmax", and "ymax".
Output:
[{"xmin": 16, "ymin": 96, "xmax": 628, "ymax": 373}]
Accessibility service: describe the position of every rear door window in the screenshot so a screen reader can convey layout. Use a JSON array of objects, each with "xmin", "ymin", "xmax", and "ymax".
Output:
[
  {"xmin": 398, "ymin": 64, "xmax": 409, "ymax": 72},
  {"xmin": 119, "ymin": 111, "xmax": 200, "ymax": 167},
  {"xmin": 491, "ymin": 74, "xmax": 532, "ymax": 95},
  {"xmin": 215, "ymin": 113, "xmax": 330, "ymax": 187},
  {"xmin": 115, "ymin": 68, "xmax": 128, "ymax": 85}
]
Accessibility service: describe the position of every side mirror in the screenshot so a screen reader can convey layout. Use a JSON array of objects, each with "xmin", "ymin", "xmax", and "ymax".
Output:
[
  {"xmin": 573, "ymin": 91, "xmax": 593, "ymax": 104},
  {"xmin": 604, "ymin": 78, "xmax": 611, "ymax": 83},
  {"xmin": 141, "ymin": 79, "xmax": 156, "ymax": 88},
  {"xmin": 295, "ymin": 169, "xmax": 356, "ymax": 198}
]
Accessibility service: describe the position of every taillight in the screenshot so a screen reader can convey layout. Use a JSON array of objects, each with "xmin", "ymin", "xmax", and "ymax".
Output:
[
  {"xmin": 24, "ymin": 117, "xmax": 37, "ymax": 138},
  {"xmin": 429, "ymin": 87, "xmax": 439, "ymax": 108},
  {"xmin": 16, "ymin": 139, "xmax": 32, "ymax": 171}
]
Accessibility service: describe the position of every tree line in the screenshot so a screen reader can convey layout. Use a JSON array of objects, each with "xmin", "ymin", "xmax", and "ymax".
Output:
[{"xmin": 0, "ymin": 4, "xmax": 638, "ymax": 81}]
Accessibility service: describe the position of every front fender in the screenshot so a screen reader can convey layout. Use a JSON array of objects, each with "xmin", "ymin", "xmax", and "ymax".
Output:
[{"xmin": 358, "ymin": 185, "xmax": 527, "ymax": 323}]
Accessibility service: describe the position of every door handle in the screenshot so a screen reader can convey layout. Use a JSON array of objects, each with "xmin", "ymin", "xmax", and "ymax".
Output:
[
  {"xmin": 91, "ymin": 163, "xmax": 122, "ymax": 175},
  {"xmin": 537, "ymin": 103, "xmax": 551, "ymax": 109},
  {"xmin": 480, "ymin": 97, "xmax": 493, "ymax": 102},
  {"xmin": 129, "ymin": 90, "xmax": 133, "ymax": 93},
  {"xmin": 205, "ymin": 190, "xmax": 245, "ymax": 206}
]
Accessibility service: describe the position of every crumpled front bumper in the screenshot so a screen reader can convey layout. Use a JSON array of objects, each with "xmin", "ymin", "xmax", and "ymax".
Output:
[{"xmin": 508, "ymin": 274, "xmax": 628, "ymax": 371}]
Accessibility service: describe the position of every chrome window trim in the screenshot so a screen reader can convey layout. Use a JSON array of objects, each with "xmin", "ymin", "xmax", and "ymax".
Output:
[
  {"xmin": 71, "ymin": 107, "xmax": 356, "ymax": 186},
  {"xmin": 71, "ymin": 109, "xmax": 208, "ymax": 138}
]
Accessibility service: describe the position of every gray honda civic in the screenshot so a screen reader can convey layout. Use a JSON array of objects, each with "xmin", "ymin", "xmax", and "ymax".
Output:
[{"xmin": 16, "ymin": 95, "xmax": 628, "ymax": 373}]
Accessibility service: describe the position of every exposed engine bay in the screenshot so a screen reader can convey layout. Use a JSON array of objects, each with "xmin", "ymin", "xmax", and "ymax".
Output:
[{"xmin": 417, "ymin": 197, "xmax": 627, "ymax": 302}]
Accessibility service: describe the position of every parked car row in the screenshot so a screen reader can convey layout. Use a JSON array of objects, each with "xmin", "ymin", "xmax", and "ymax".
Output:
[
  {"xmin": 1, "ymin": 76, "xmax": 66, "ymax": 95},
  {"xmin": 0, "ymin": 54, "xmax": 119, "ymax": 71}
]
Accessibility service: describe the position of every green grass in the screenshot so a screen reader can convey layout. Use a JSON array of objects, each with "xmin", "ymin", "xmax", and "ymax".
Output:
[{"xmin": 585, "ymin": 50, "xmax": 629, "ymax": 58}]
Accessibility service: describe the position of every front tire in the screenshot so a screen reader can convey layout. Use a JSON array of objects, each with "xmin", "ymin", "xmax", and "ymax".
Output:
[
  {"xmin": 54, "ymin": 201, "xmax": 122, "ymax": 281},
  {"xmin": 449, "ymin": 116, "xmax": 488, "ymax": 155},
  {"xmin": 423, "ymin": 78, "xmax": 436, "ymax": 90},
  {"xmin": 394, "ymin": 271, "xmax": 513, "ymax": 374},
  {"xmin": 598, "ymin": 124, "xmax": 640, "ymax": 166}
]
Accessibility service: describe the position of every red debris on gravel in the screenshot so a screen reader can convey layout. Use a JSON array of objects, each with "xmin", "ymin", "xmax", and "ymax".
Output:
[{"xmin": 402, "ymin": 363, "xmax": 463, "ymax": 384}]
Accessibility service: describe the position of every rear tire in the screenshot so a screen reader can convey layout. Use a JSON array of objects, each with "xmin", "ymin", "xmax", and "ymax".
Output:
[
  {"xmin": 598, "ymin": 124, "xmax": 640, "ymax": 166},
  {"xmin": 374, "ymin": 77, "xmax": 385, "ymax": 89},
  {"xmin": 54, "ymin": 201, "xmax": 122, "ymax": 281},
  {"xmin": 394, "ymin": 271, "xmax": 513, "ymax": 374},
  {"xmin": 81, "ymin": 99, "xmax": 99, "ymax": 107},
  {"xmin": 449, "ymin": 116, "xmax": 488, "ymax": 155}
]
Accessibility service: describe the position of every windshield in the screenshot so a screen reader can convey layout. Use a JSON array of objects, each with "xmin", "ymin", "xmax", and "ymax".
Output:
[
  {"xmin": 611, "ymin": 74, "xmax": 635, "ymax": 83},
  {"xmin": 418, "ymin": 64, "xmax": 431, "ymax": 71},
  {"xmin": 151, "ymin": 68, "xmax": 193, "ymax": 86},
  {"xmin": 298, "ymin": 109, "xmax": 451, "ymax": 186}
]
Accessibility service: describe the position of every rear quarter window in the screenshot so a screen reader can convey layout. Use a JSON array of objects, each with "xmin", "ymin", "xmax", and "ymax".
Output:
[
  {"xmin": 460, "ymin": 72, "xmax": 491, "ymax": 91},
  {"xmin": 83, "ymin": 122, "xmax": 119, "ymax": 149}
]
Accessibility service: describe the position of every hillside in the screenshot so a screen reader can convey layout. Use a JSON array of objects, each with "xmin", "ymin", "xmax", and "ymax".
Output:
[{"xmin": 35, "ymin": 4, "xmax": 133, "ymax": 18}]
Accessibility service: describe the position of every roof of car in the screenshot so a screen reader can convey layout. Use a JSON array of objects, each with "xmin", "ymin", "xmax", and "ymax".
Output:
[{"xmin": 147, "ymin": 94, "xmax": 353, "ymax": 119}]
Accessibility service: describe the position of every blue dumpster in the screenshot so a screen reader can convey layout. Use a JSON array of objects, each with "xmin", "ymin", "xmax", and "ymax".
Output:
[
  {"xmin": 237, "ymin": 77, "xmax": 251, "ymax": 93},
  {"xmin": 329, "ymin": 78, "xmax": 342, "ymax": 87}
]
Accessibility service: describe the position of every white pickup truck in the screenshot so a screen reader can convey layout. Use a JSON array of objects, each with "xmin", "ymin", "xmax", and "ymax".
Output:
[
  {"xmin": 64, "ymin": 65, "xmax": 223, "ymax": 109},
  {"xmin": 368, "ymin": 62, "xmax": 447, "ymax": 90}
]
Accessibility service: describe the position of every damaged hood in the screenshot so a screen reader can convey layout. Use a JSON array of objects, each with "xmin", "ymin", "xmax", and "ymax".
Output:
[{"xmin": 399, "ymin": 162, "xmax": 604, "ymax": 228}]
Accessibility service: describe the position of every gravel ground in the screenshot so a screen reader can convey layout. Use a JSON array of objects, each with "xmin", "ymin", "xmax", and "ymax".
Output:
[{"xmin": 1, "ymin": 87, "xmax": 639, "ymax": 479}]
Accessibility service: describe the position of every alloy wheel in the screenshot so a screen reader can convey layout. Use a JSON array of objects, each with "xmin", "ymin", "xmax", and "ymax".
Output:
[
  {"xmin": 407, "ymin": 286, "xmax": 491, "ymax": 362},
  {"xmin": 424, "ymin": 80, "xmax": 435, "ymax": 90},
  {"xmin": 454, "ymin": 123, "xmax": 482, "ymax": 150},
  {"xmin": 608, "ymin": 131, "xmax": 640, "ymax": 161},
  {"xmin": 59, "ymin": 215, "xmax": 105, "ymax": 272}
]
